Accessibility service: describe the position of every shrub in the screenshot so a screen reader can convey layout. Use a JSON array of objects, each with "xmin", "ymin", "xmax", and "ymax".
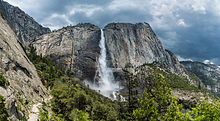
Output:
[
  {"xmin": 186, "ymin": 100, "xmax": 220, "ymax": 121},
  {"xmin": 0, "ymin": 95, "xmax": 9, "ymax": 121},
  {"xmin": 69, "ymin": 109, "xmax": 90, "ymax": 121},
  {"xmin": 0, "ymin": 73, "xmax": 9, "ymax": 87}
]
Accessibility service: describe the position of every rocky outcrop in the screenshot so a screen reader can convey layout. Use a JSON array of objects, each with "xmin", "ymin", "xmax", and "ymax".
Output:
[
  {"xmin": 30, "ymin": 24, "xmax": 100, "ymax": 81},
  {"xmin": 181, "ymin": 61, "xmax": 220, "ymax": 94},
  {"xmin": 0, "ymin": 16, "xmax": 46, "ymax": 120},
  {"xmin": 0, "ymin": 0, "xmax": 50, "ymax": 43},
  {"xmin": 104, "ymin": 23, "xmax": 187, "ymax": 76}
]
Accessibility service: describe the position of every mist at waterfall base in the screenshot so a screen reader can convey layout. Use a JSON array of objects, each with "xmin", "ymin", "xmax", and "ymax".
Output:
[{"xmin": 84, "ymin": 29, "xmax": 122, "ymax": 100}]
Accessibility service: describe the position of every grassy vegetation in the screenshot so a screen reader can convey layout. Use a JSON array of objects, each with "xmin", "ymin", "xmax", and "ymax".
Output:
[{"xmin": 0, "ymin": 73, "xmax": 9, "ymax": 87}]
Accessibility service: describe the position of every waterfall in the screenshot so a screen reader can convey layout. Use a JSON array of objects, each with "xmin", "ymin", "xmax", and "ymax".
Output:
[
  {"xmin": 85, "ymin": 29, "xmax": 120, "ymax": 100},
  {"xmin": 98, "ymin": 29, "xmax": 119, "ymax": 99}
]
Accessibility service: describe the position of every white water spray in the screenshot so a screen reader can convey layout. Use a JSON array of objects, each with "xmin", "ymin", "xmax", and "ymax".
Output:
[{"xmin": 85, "ymin": 29, "xmax": 121, "ymax": 100}]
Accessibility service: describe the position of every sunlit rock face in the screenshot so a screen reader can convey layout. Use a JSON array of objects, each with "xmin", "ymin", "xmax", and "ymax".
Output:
[
  {"xmin": 181, "ymin": 61, "xmax": 220, "ymax": 94},
  {"xmin": 0, "ymin": 0, "xmax": 50, "ymax": 43},
  {"xmin": 0, "ymin": 16, "xmax": 46, "ymax": 121},
  {"xmin": 104, "ymin": 23, "xmax": 186, "ymax": 74},
  {"xmin": 30, "ymin": 22, "xmax": 201, "ymax": 87},
  {"xmin": 30, "ymin": 24, "xmax": 101, "ymax": 81}
]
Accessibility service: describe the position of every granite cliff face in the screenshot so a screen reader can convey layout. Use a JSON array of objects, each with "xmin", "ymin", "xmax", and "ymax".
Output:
[
  {"xmin": 0, "ymin": 16, "xmax": 46, "ymax": 120},
  {"xmin": 30, "ymin": 22, "xmax": 201, "ymax": 87},
  {"xmin": 181, "ymin": 61, "xmax": 220, "ymax": 94},
  {"xmin": 30, "ymin": 24, "xmax": 100, "ymax": 81},
  {"xmin": 104, "ymin": 23, "xmax": 190, "ymax": 80},
  {"xmin": 0, "ymin": 0, "xmax": 50, "ymax": 43}
]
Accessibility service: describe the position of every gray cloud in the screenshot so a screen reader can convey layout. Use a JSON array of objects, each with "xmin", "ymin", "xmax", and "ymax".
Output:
[{"xmin": 4, "ymin": 0, "xmax": 220, "ymax": 65}]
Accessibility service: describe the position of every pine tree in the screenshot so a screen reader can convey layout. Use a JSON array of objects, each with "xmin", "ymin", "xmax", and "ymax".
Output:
[{"xmin": 132, "ymin": 66, "xmax": 184, "ymax": 120}]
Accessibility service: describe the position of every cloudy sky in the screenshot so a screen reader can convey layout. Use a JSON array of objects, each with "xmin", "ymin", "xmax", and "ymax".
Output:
[{"xmin": 4, "ymin": 0, "xmax": 220, "ymax": 65}]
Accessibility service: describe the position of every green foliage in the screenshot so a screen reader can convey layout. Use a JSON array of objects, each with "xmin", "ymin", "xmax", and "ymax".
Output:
[
  {"xmin": 142, "ymin": 64, "xmax": 202, "ymax": 91},
  {"xmin": 39, "ymin": 102, "xmax": 64, "ymax": 121},
  {"xmin": 132, "ymin": 64, "xmax": 220, "ymax": 121},
  {"xmin": 69, "ymin": 109, "xmax": 90, "ymax": 121},
  {"xmin": 51, "ymin": 80, "xmax": 118, "ymax": 121},
  {"xmin": 0, "ymin": 95, "xmax": 9, "ymax": 121},
  {"xmin": 27, "ymin": 46, "xmax": 119, "ymax": 120},
  {"xmin": 185, "ymin": 100, "xmax": 220, "ymax": 121},
  {"xmin": 0, "ymin": 73, "xmax": 9, "ymax": 87},
  {"xmin": 132, "ymin": 71, "xmax": 184, "ymax": 121},
  {"xmin": 27, "ymin": 47, "xmax": 220, "ymax": 121},
  {"xmin": 133, "ymin": 90, "xmax": 158, "ymax": 121},
  {"xmin": 39, "ymin": 108, "xmax": 49, "ymax": 121},
  {"xmin": 27, "ymin": 46, "xmax": 67, "ymax": 87}
]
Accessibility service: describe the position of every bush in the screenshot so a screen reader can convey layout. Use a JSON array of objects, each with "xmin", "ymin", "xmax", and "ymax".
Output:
[
  {"xmin": 185, "ymin": 100, "xmax": 220, "ymax": 121},
  {"xmin": 0, "ymin": 73, "xmax": 9, "ymax": 87},
  {"xmin": 69, "ymin": 109, "xmax": 90, "ymax": 121},
  {"xmin": 39, "ymin": 108, "xmax": 49, "ymax": 121},
  {"xmin": 0, "ymin": 95, "xmax": 9, "ymax": 121}
]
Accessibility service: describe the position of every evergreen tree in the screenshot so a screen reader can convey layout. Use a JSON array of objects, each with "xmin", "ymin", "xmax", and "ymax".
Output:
[{"xmin": 133, "ymin": 67, "xmax": 184, "ymax": 120}]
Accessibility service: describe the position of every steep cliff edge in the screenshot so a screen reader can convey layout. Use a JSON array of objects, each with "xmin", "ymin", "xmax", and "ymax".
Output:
[
  {"xmin": 104, "ymin": 23, "xmax": 200, "ymax": 87},
  {"xmin": 104, "ymin": 23, "xmax": 185, "ymax": 74},
  {"xmin": 30, "ymin": 24, "xmax": 100, "ymax": 81},
  {"xmin": 0, "ymin": 16, "xmax": 47, "ymax": 120},
  {"xmin": 30, "ymin": 22, "xmax": 202, "ymax": 88},
  {"xmin": 181, "ymin": 61, "xmax": 220, "ymax": 94},
  {"xmin": 0, "ymin": 0, "xmax": 50, "ymax": 43}
]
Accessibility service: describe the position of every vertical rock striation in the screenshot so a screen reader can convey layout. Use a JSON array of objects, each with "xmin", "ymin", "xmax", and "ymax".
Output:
[
  {"xmin": 0, "ymin": 0, "xmax": 50, "ymax": 43},
  {"xmin": 104, "ymin": 23, "xmax": 185, "ymax": 75}
]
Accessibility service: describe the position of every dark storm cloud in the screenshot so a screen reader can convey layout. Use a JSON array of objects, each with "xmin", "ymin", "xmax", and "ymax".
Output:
[{"xmin": 4, "ymin": 0, "xmax": 220, "ymax": 65}]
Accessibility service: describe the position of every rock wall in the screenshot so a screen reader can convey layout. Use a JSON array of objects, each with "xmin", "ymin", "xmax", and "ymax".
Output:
[
  {"xmin": 30, "ymin": 24, "xmax": 100, "ymax": 81},
  {"xmin": 0, "ymin": 16, "xmax": 46, "ymax": 121},
  {"xmin": 0, "ymin": 0, "xmax": 50, "ymax": 43},
  {"xmin": 181, "ymin": 61, "xmax": 220, "ymax": 94},
  {"xmin": 30, "ymin": 22, "xmax": 201, "ymax": 87},
  {"xmin": 104, "ymin": 23, "xmax": 185, "ymax": 75}
]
